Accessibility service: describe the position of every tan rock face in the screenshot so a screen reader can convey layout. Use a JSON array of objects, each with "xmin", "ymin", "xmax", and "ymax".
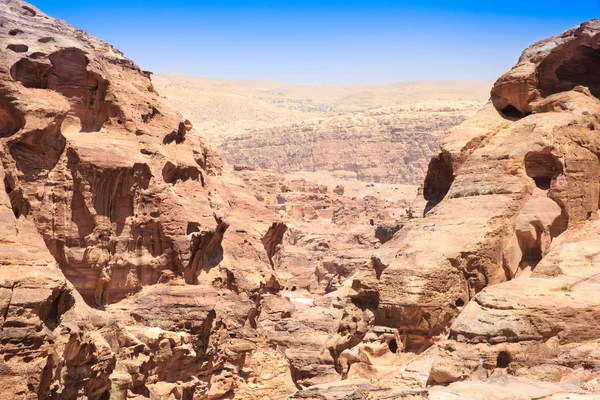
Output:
[
  {"xmin": 0, "ymin": 1, "xmax": 283, "ymax": 398},
  {"xmin": 491, "ymin": 19, "xmax": 600, "ymax": 116},
  {"xmin": 286, "ymin": 17, "xmax": 600, "ymax": 398},
  {"xmin": 221, "ymin": 103, "xmax": 482, "ymax": 184}
]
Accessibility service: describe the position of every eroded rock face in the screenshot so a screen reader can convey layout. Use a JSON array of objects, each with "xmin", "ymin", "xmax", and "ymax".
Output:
[
  {"xmin": 491, "ymin": 19, "xmax": 600, "ymax": 116},
  {"xmin": 221, "ymin": 103, "xmax": 481, "ymax": 184},
  {"xmin": 343, "ymin": 19, "xmax": 600, "ymax": 397},
  {"xmin": 273, "ymin": 18, "xmax": 600, "ymax": 398},
  {"xmin": 0, "ymin": 1, "xmax": 283, "ymax": 398}
]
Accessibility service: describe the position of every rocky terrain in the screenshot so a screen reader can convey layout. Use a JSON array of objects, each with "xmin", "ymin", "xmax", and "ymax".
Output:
[
  {"xmin": 3, "ymin": 1, "xmax": 600, "ymax": 399},
  {"xmin": 222, "ymin": 103, "xmax": 481, "ymax": 184},
  {"xmin": 154, "ymin": 76, "xmax": 489, "ymax": 185}
]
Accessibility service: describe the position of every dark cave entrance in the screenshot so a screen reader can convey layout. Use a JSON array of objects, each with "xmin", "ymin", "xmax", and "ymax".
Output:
[
  {"xmin": 388, "ymin": 339, "xmax": 398, "ymax": 354},
  {"xmin": 496, "ymin": 351, "xmax": 512, "ymax": 368},
  {"xmin": 554, "ymin": 45, "xmax": 600, "ymax": 99},
  {"xmin": 524, "ymin": 151, "xmax": 563, "ymax": 190}
]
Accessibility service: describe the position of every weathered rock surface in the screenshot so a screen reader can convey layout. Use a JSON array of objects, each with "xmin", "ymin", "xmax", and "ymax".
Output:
[
  {"xmin": 331, "ymin": 18, "xmax": 600, "ymax": 398},
  {"xmin": 0, "ymin": 1, "xmax": 282, "ymax": 398},
  {"xmin": 221, "ymin": 103, "xmax": 483, "ymax": 184}
]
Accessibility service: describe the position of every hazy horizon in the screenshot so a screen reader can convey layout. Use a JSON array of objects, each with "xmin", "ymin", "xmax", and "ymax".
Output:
[
  {"xmin": 32, "ymin": 0, "xmax": 600, "ymax": 85},
  {"xmin": 154, "ymin": 72, "xmax": 494, "ymax": 87}
]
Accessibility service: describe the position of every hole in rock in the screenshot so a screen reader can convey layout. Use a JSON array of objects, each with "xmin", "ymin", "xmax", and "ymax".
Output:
[
  {"xmin": 7, "ymin": 44, "xmax": 28, "ymax": 53},
  {"xmin": 28, "ymin": 52, "xmax": 46, "ymax": 60},
  {"xmin": 423, "ymin": 153, "xmax": 454, "ymax": 214},
  {"xmin": 455, "ymin": 298, "xmax": 465, "ymax": 307},
  {"xmin": 522, "ymin": 234, "xmax": 543, "ymax": 268},
  {"xmin": 10, "ymin": 58, "xmax": 50, "ymax": 89},
  {"xmin": 9, "ymin": 126, "xmax": 66, "ymax": 176},
  {"xmin": 21, "ymin": 5, "xmax": 37, "ymax": 17},
  {"xmin": 496, "ymin": 351, "xmax": 512, "ymax": 368},
  {"xmin": 38, "ymin": 37, "xmax": 55, "ymax": 43},
  {"xmin": 3, "ymin": 177, "xmax": 16, "ymax": 217},
  {"xmin": 533, "ymin": 177, "xmax": 552, "ymax": 190},
  {"xmin": 388, "ymin": 339, "xmax": 398, "ymax": 354},
  {"xmin": 39, "ymin": 290, "xmax": 75, "ymax": 330},
  {"xmin": 10, "ymin": 48, "xmax": 121, "ymax": 132},
  {"xmin": 187, "ymin": 222, "xmax": 200, "ymax": 235},
  {"xmin": 3, "ymin": 175, "xmax": 29, "ymax": 218},
  {"xmin": 8, "ymin": 29, "xmax": 23, "ymax": 36},
  {"xmin": 546, "ymin": 46, "xmax": 600, "ymax": 99},
  {"xmin": 524, "ymin": 151, "xmax": 563, "ymax": 190},
  {"xmin": 500, "ymin": 104, "xmax": 526, "ymax": 120},
  {"xmin": 0, "ymin": 98, "xmax": 25, "ymax": 138},
  {"xmin": 291, "ymin": 286, "xmax": 297, "ymax": 292}
]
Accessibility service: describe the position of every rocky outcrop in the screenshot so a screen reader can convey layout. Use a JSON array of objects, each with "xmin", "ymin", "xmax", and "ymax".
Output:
[
  {"xmin": 331, "ymin": 19, "xmax": 600, "ymax": 397},
  {"xmin": 492, "ymin": 19, "xmax": 600, "ymax": 117},
  {"xmin": 221, "ymin": 103, "xmax": 483, "ymax": 184},
  {"xmin": 0, "ymin": 1, "xmax": 282, "ymax": 398}
]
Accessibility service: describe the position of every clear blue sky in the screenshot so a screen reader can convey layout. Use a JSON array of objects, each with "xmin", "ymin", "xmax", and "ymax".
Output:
[{"xmin": 32, "ymin": 0, "xmax": 600, "ymax": 85}]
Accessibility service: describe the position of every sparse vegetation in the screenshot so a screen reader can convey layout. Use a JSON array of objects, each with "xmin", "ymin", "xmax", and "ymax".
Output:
[{"xmin": 290, "ymin": 231, "xmax": 299, "ymax": 245}]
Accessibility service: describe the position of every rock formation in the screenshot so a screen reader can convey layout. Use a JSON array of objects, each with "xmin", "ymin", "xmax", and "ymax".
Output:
[
  {"xmin": 3, "ymin": 1, "xmax": 600, "ymax": 398},
  {"xmin": 221, "ymin": 103, "xmax": 482, "ymax": 184},
  {"xmin": 326, "ymin": 19, "xmax": 600, "ymax": 398},
  {"xmin": 0, "ymin": 1, "xmax": 279, "ymax": 398}
]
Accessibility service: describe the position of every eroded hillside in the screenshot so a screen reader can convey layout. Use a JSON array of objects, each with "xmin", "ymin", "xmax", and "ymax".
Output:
[
  {"xmin": 154, "ymin": 75, "xmax": 490, "ymax": 185},
  {"xmin": 222, "ymin": 103, "xmax": 481, "ymax": 184}
]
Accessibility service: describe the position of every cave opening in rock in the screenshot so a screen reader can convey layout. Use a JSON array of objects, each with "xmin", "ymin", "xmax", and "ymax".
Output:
[
  {"xmin": 7, "ymin": 44, "xmax": 29, "ymax": 53},
  {"xmin": 455, "ymin": 298, "xmax": 465, "ymax": 307},
  {"xmin": 10, "ymin": 49, "xmax": 120, "ymax": 132},
  {"xmin": 10, "ymin": 58, "xmax": 50, "ymax": 89},
  {"xmin": 533, "ymin": 177, "xmax": 552, "ymax": 190},
  {"xmin": 388, "ymin": 338, "xmax": 398, "ymax": 354},
  {"xmin": 524, "ymin": 151, "xmax": 563, "ymax": 190},
  {"xmin": 500, "ymin": 105, "xmax": 526, "ymax": 120},
  {"xmin": 423, "ymin": 153, "xmax": 454, "ymax": 215},
  {"xmin": 0, "ymin": 98, "xmax": 25, "ymax": 138},
  {"xmin": 552, "ymin": 46, "xmax": 600, "ymax": 99},
  {"xmin": 3, "ymin": 175, "xmax": 30, "ymax": 218},
  {"xmin": 496, "ymin": 351, "xmax": 512, "ymax": 368},
  {"xmin": 521, "ymin": 228, "xmax": 544, "ymax": 268}
]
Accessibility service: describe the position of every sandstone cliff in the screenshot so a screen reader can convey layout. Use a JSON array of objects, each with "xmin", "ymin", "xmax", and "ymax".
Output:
[
  {"xmin": 221, "ymin": 103, "xmax": 482, "ymax": 184},
  {"xmin": 0, "ymin": 1, "xmax": 281, "ymax": 398}
]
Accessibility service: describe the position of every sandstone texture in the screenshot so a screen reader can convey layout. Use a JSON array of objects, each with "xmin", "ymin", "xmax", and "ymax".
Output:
[
  {"xmin": 221, "ymin": 103, "xmax": 482, "ymax": 184},
  {"xmin": 154, "ymin": 76, "xmax": 489, "ymax": 186},
  {"xmin": 3, "ymin": 2, "xmax": 600, "ymax": 399}
]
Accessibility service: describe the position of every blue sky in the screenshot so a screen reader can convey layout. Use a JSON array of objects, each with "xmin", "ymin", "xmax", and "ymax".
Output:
[{"xmin": 32, "ymin": 1, "xmax": 600, "ymax": 85}]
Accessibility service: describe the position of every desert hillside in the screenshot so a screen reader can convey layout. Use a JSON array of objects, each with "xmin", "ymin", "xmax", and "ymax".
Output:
[
  {"xmin": 222, "ymin": 102, "xmax": 481, "ymax": 184},
  {"xmin": 154, "ymin": 75, "xmax": 491, "ymax": 184}
]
